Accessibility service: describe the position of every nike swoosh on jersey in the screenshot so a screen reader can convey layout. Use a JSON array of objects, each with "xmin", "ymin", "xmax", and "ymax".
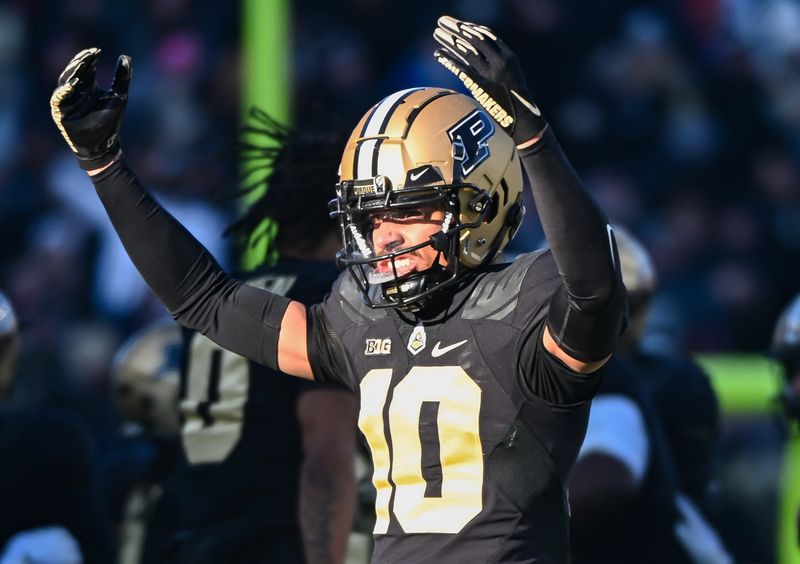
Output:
[{"xmin": 431, "ymin": 339, "xmax": 468, "ymax": 357}]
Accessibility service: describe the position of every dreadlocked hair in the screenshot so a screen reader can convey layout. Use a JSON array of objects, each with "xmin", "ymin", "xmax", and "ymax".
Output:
[{"xmin": 226, "ymin": 107, "xmax": 346, "ymax": 265}]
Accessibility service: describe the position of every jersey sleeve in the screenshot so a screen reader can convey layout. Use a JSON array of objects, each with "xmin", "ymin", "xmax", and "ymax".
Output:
[
  {"xmin": 518, "ymin": 323, "xmax": 605, "ymax": 404},
  {"xmin": 306, "ymin": 277, "xmax": 352, "ymax": 390},
  {"xmin": 513, "ymin": 252, "xmax": 605, "ymax": 405}
]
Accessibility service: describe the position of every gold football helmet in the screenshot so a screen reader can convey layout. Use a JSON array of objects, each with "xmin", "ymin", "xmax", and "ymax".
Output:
[
  {"xmin": 112, "ymin": 319, "xmax": 182, "ymax": 437},
  {"xmin": 773, "ymin": 294, "xmax": 800, "ymax": 361},
  {"xmin": 611, "ymin": 225, "xmax": 657, "ymax": 347},
  {"xmin": 614, "ymin": 224, "xmax": 657, "ymax": 305},
  {"xmin": 331, "ymin": 87, "xmax": 524, "ymax": 310},
  {"xmin": 772, "ymin": 293, "xmax": 800, "ymax": 420}
]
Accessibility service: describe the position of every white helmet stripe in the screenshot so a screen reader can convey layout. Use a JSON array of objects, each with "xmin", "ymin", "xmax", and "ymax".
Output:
[
  {"xmin": 353, "ymin": 88, "xmax": 426, "ymax": 180},
  {"xmin": 364, "ymin": 87, "xmax": 423, "ymax": 137},
  {"xmin": 357, "ymin": 138, "xmax": 379, "ymax": 179}
]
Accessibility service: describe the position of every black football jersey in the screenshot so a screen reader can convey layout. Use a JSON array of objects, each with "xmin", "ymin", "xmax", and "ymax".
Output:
[
  {"xmin": 570, "ymin": 357, "xmax": 731, "ymax": 564},
  {"xmin": 308, "ymin": 250, "xmax": 603, "ymax": 563},
  {"xmin": 630, "ymin": 351, "xmax": 720, "ymax": 503},
  {"xmin": 570, "ymin": 357, "xmax": 686, "ymax": 563},
  {"xmin": 172, "ymin": 259, "xmax": 341, "ymax": 534}
]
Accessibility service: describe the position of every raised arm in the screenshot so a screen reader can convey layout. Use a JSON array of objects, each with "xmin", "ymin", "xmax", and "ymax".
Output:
[
  {"xmin": 49, "ymin": 48, "xmax": 313, "ymax": 378},
  {"xmin": 434, "ymin": 17, "xmax": 626, "ymax": 373}
]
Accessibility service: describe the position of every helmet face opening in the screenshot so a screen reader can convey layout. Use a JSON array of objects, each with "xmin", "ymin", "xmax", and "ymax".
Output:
[
  {"xmin": 333, "ymin": 87, "xmax": 524, "ymax": 311},
  {"xmin": 331, "ymin": 177, "xmax": 494, "ymax": 310}
]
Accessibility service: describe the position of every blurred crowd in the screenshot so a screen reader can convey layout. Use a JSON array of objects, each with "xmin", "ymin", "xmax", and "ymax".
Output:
[
  {"xmin": 1, "ymin": 0, "xmax": 800, "ymax": 561},
  {"xmin": 0, "ymin": 0, "xmax": 240, "ymax": 443},
  {"xmin": 294, "ymin": 0, "xmax": 800, "ymax": 355}
]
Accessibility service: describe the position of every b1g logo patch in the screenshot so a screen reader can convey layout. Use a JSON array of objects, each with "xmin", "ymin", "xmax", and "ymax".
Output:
[
  {"xmin": 448, "ymin": 109, "xmax": 495, "ymax": 177},
  {"xmin": 365, "ymin": 338, "xmax": 392, "ymax": 356}
]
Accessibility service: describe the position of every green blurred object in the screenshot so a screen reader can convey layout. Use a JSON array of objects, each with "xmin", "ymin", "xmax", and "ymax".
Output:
[
  {"xmin": 696, "ymin": 353, "xmax": 800, "ymax": 562},
  {"xmin": 241, "ymin": 0, "xmax": 290, "ymax": 270},
  {"xmin": 695, "ymin": 353, "xmax": 782, "ymax": 415},
  {"xmin": 779, "ymin": 437, "xmax": 800, "ymax": 564}
]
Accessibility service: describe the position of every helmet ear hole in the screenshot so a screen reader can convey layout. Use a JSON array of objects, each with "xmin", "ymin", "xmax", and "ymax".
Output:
[
  {"xmin": 485, "ymin": 193, "xmax": 499, "ymax": 224},
  {"xmin": 499, "ymin": 178, "xmax": 510, "ymax": 206},
  {"xmin": 506, "ymin": 201, "xmax": 524, "ymax": 238}
]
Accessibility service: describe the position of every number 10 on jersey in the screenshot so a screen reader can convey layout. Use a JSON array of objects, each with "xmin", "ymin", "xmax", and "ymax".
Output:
[{"xmin": 359, "ymin": 366, "xmax": 484, "ymax": 534}]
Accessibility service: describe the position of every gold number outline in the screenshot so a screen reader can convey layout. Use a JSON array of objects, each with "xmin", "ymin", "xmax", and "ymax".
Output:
[{"xmin": 358, "ymin": 366, "xmax": 483, "ymax": 534}]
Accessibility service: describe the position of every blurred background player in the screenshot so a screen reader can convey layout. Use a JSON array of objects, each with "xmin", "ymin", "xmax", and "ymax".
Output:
[
  {"xmin": 772, "ymin": 292, "xmax": 800, "ymax": 435},
  {"xmin": 0, "ymin": 290, "xmax": 117, "ymax": 563},
  {"xmin": 567, "ymin": 226, "xmax": 732, "ymax": 563},
  {"xmin": 163, "ymin": 110, "xmax": 359, "ymax": 564},
  {"xmin": 614, "ymin": 226, "xmax": 723, "ymax": 506},
  {"xmin": 104, "ymin": 318, "xmax": 184, "ymax": 564},
  {"xmin": 0, "ymin": 293, "xmax": 19, "ymax": 403},
  {"xmin": 771, "ymin": 292, "xmax": 800, "ymax": 549}
]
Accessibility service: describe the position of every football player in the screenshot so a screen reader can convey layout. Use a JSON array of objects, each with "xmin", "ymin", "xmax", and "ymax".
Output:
[
  {"xmin": 167, "ymin": 113, "xmax": 359, "ymax": 564},
  {"xmin": 773, "ymin": 293, "xmax": 800, "ymax": 428},
  {"xmin": 49, "ymin": 15, "xmax": 626, "ymax": 563},
  {"xmin": 567, "ymin": 227, "xmax": 732, "ymax": 563},
  {"xmin": 771, "ymin": 292, "xmax": 800, "ymax": 546},
  {"xmin": 0, "ymin": 291, "xmax": 117, "ymax": 564},
  {"xmin": 112, "ymin": 319, "xmax": 182, "ymax": 440},
  {"xmin": 0, "ymin": 292, "xmax": 19, "ymax": 402},
  {"xmin": 106, "ymin": 318, "xmax": 183, "ymax": 564},
  {"xmin": 614, "ymin": 226, "xmax": 722, "ymax": 504}
]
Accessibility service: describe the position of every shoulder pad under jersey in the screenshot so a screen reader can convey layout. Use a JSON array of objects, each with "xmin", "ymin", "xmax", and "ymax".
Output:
[
  {"xmin": 337, "ymin": 271, "xmax": 389, "ymax": 323},
  {"xmin": 462, "ymin": 250, "xmax": 549, "ymax": 321}
]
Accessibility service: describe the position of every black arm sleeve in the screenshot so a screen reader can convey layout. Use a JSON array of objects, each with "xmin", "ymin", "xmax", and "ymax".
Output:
[
  {"xmin": 91, "ymin": 159, "xmax": 290, "ymax": 369},
  {"xmin": 519, "ymin": 128, "xmax": 626, "ymax": 362}
]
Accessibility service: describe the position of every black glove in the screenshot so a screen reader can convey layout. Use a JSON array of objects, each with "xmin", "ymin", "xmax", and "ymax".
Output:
[
  {"xmin": 50, "ymin": 48, "xmax": 132, "ymax": 170},
  {"xmin": 433, "ymin": 16, "xmax": 547, "ymax": 146}
]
